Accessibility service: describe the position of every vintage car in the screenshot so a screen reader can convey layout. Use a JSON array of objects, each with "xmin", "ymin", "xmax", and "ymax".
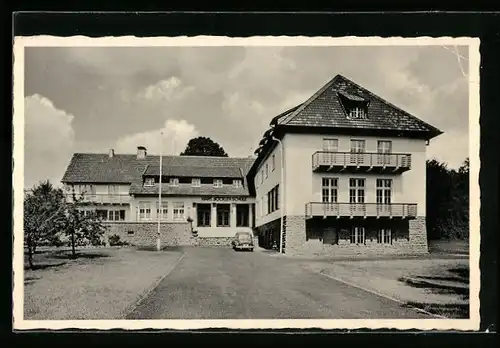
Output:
[{"xmin": 231, "ymin": 231, "xmax": 254, "ymax": 251}]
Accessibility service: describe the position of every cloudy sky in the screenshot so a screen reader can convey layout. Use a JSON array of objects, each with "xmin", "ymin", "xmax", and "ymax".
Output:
[{"xmin": 23, "ymin": 44, "xmax": 470, "ymax": 189}]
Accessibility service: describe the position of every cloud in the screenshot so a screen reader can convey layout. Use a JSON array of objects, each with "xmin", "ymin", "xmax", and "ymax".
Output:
[
  {"xmin": 136, "ymin": 76, "xmax": 196, "ymax": 102},
  {"xmin": 24, "ymin": 94, "xmax": 75, "ymax": 188},
  {"xmin": 114, "ymin": 119, "xmax": 199, "ymax": 156}
]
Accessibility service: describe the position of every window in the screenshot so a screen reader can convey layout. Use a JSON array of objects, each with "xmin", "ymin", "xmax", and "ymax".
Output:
[
  {"xmin": 349, "ymin": 179, "xmax": 365, "ymax": 203},
  {"xmin": 156, "ymin": 201, "xmax": 168, "ymax": 220},
  {"xmin": 236, "ymin": 205, "xmax": 249, "ymax": 227},
  {"xmin": 108, "ymin": 210, "xmax": 124, "ymax": 221},
  {"xmin": 376, "ymin": 179, "xmax": 392, "ymax": 214},
  {"xmin": 192, "ymin": 178, "xmax": 201, "ymax": 187},
  {"xmin": 350, "ymin": 227, "xmax": 366, "ymax": 244},
  {"xmin": 321, "ymin": 178, "xmax": 338, "ymax": 203},
  {"xmin": 197, "ymin": 204, "xmax": 211, "ymax": 227},
  {"xmin": 266, "ymin": 185, "xmax": 280, "ymax": 214},
  {"xmin": 233, "ymin": 179, "xmax": 242, "ymax": 188},
  {"xmin": 377, "ymin": 141, "xmax": 393, "ymax": 165},
  {"xmin": 265, "ymin": 163, "xmax": 269, "ymax": 178},
  {"xmin": 214, "ymin": 179, "xmax": 223, "ymax": 188},
  {"xmin": 260, "ymin": 170, "xmax": 264, "ymax": 184},
  {"xmin": 169, "ymin": 178, "xmax": 179, "ymax": 186},
  {"xmin": 127, "ymin": 230, "xmax": 134, "ymax": 235},
  {"xmin": 272, "ymin": 154, "xmax": 276, "ymax": 171},
  {"xmin": 216, "ymin": 204, "xmax": 230, "ymax": 227},
  {"xmin": 377, "ymin": 228, "xmax": 392, "ymax": 244},
  {"xmin": 348, "ymin": 107, "xmax": 366, "ymax": 119},
  {"xmin": 79, "ymin": 184, "xmax": 96, "ymax": 195},
  {"xmin": 173, "ymin": 202, "xmax": 185, "ymax": 220},
  {"xmin": 138, "ymin": 202, "xmax": 151, "ymax": 221},
  {"xmin": 263, "ymin": 194, "xmax": 268, "ymax": 215},
  {"xmin": 323, "ymin": 138, "xmax": 339, "ymax": 152},
  {"xmin": 108, "ymin": 185, "xmax": 118, "ymax": 195},
  {"xmin": 144, "ymin": 178, "xmax": 155, "ymax": 187},
  {"xmin": 350, "ymin": 139, "xmax": 366, "ymax": 164},
  {"xmin": 96, "ymin": 209, "xmax": 107, "ymax": 220}
]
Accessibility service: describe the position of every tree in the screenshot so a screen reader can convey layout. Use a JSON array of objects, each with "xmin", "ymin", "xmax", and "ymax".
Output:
[
  {"xmin": 180, "ymin": 136, "xmax": 228, "ymax": 157},
  {"xmin": 23, "ymin": 181, "xmax": 66, "ymax": 269},
  {"xmin": 62, "ymin": 193, "xmax": 107, "ymax": 259},
  {"xmin": 426, "ymin": 158, "xmax": 469, "ymax": 240}
]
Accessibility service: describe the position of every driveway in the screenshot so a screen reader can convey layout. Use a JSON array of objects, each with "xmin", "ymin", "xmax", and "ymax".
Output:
[{"xmin": 126, "ymin": 247, "xmax": 431, "ymax": 319}]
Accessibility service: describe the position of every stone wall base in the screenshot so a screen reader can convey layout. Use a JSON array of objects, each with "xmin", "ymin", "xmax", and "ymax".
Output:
[
  {"xmin": 197, "ymin": 237, "xmax": 233, "ymax": 247},
  {"xmin": 282, "ymin": 215, "xmax": 429, "ymax": 258},
  {"xmin": 103, "ymin": 222, "xmax": 196, "ymax": 247}
]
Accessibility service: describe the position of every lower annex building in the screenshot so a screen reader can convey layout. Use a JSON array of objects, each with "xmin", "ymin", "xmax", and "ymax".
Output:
[{"xmin": 61, "ymin": 74, "xmax": 443, "ymax": 256}]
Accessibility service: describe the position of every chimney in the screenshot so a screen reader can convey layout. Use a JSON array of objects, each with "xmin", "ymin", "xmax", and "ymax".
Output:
[
  {"xmin": 108, "ymin": 148, "xmax": 115, "ymax": 158},
  {"xmin": 137, "ymin": 146, "xmax": 147, "ymax": 160}
]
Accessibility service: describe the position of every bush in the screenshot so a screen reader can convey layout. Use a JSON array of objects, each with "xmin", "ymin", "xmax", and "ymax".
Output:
[{"xmin": 108, "ymin": 234, "xmax": 129, "ymax": 247}]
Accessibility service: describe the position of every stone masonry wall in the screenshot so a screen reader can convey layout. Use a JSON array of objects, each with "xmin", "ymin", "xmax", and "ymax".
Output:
[
  {"xmin": 197, "ymin": 237, "xmax": 233, "ymax": 247},
  {"xmin": 284, "ymin": 215, "xmax": 429, "ymax": 258},
  {"xmin": 103, "ymin": 222, "xmax": 196, "ymax": 248}
]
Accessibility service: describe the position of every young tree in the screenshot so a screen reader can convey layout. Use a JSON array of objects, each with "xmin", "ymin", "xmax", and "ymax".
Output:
[
  {"xmin": 23, "ymin": 181, "xmax": 66, "ymax": 269},
  {"xmin": 180, "ymin": 136, "xmax": 228, "ymax": 157},
  {"xmin": 63, "ymin": 193, "xmax": 107, "ymax": 259}
]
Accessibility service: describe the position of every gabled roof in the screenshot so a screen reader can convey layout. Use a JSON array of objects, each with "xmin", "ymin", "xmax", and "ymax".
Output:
[
  {"xmin": 61, "ymin": 153, "xmax": 255, "ymax": 184},
  {"xmin": 274, "ymin": 74, "xmax": 443, "ymax": 137}
]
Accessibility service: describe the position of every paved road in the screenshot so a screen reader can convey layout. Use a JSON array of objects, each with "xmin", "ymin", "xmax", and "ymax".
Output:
[{"xmin": 126, "ymin": 247, "xmax": 430, "ymax": 319}]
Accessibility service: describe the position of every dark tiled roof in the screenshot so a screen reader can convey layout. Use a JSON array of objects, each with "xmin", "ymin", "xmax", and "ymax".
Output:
[
  {"xmin": 129, "ymin": 183, "xmax": 250, "ymax": 196},
  {"xmin": 276, "ymin": 74, "xmax": 443, "ymax": 136},
  {"xmin": 61, "ymin": 153, "xmax": 255, "ymax": 184},
  {"xmin": 144, "ymin": 165, "xmax": 243, "ymax": 178}
]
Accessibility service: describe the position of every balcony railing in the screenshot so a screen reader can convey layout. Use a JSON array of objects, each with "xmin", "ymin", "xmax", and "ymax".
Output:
[
  {"xmin": 305, "ymin": 202, "xmax": 417, "ymax": 219},
  {"xmin": 64, "ymin": 193, "xmax": 131, "ymax": 205},
  {"xmin": 312, "ymin": 151, "xmax": 412, "ymax": 173}
]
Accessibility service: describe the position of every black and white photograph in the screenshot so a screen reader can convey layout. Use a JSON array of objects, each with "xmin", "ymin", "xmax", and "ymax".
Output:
[{"xmin": 13, "ymin": 36, "xmax": 480, "ymax": 331}]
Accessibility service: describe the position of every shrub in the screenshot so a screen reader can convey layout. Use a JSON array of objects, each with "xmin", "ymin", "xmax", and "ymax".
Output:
[{"xmin": 108, "ymin": 234, "xmax": 129, "ymax": 247}]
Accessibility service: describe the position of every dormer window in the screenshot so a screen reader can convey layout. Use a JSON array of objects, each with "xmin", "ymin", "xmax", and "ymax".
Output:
[
  {"xmin": 192, "ymin": 178, "xmax": 201, "ymax": 187},
  {"xmin": 348, "ymin": 107, "xmax": 366, "ymax": 119},
  {"xmin": 169, "ymin": 178, "xmax": 179, "ymax": 186},
  {"xmin": 233, "ymin": 179, "xmax": 242, "ymax": 188},
  {"xmin": 214, "ymin": 179, "xmax": 223, "ymax": 188},
  {"xmin": 144, "ymin": 178, "xmax": 155, "ymax": 187}
]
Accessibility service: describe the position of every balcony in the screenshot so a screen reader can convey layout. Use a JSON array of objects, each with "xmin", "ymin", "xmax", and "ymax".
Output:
[
  {"xmin": 65, "ymin": 193, "xmax": 131, "ymax": 205},
  {"xmin": 312, "ymin": 151, "xmax": 412, "ymax": 173},
  {"xmin": 305, "ymin": 202, "xmax": 417, "ymax": 219}
]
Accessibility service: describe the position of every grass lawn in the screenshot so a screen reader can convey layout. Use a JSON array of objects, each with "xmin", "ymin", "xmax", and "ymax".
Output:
[
  {"xmin": 304, "ymin": 257, "xmax": 469, "ymax": 318},
  {"xmin": 23, "ymin": 246, "xmax": 184, "ymax": 320},
  {"xmin": 428, "ymin": 239, "xmax": 469, "ymax": 255}
]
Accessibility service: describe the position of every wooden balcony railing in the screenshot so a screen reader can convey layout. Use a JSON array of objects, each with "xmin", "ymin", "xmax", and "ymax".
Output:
[
  {"xmin": 305, "ymin": 202, "xmax": 417, "ymax": 219},
  {"xmin": 312, "ymin": 151, "xmax": 412, "ymax": 173},
  {"xmin": 64, "ymin": 193, "xmax": 131, "ymax": 205}
]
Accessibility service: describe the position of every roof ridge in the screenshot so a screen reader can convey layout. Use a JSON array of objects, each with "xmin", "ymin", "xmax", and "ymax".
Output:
[
  {"xmin": 335, "ymin": 75, "xmax": 443, "ymax": 133},
  {"xmin": 72, "ymin": 153, "xmax": 254, "ymax": 160},
  {"xmin": 279, "ymin": 74, "xmax": 343, "ymax": 125}
]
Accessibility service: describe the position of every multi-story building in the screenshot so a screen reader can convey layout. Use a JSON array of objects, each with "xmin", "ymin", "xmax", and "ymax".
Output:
[
  {"xmin": 61, "ymin": 149, "xmax": 255, "ymax": 247},
  {"xmin": 61, "ymin": 73, "xmax": 442, "ymax": 256},
  {"xmin": 249, "ymin": 74, "xmax": 443, "ymax": 257}
]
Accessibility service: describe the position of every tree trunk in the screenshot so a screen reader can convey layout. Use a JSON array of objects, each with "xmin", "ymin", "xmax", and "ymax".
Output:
[
  {"xmin": 71, "ymin": 230, "xmax": 76, "ymax": 259},
  {"xmin": 27, "ymin": 236, "xmax": 34, "ymax": 269}
]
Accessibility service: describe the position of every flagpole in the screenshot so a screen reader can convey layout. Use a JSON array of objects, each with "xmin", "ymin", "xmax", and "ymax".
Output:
[{"xmin": 157, "ymin": 132, "xmax": 163, "ymax": 251}]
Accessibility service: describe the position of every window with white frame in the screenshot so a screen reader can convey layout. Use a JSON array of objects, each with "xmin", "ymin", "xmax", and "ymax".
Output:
[
  {"xmin": 138, "ymin": 202, "xmax": 152, "ymax": 221},
  {"xmin": 216, "ymin": 204, "xmax": 230, "ymax": 227},
  {"xmin": 323, "ymin": 138, "xmax": 339, "ymax": 152},
  {"xmin": 350, "ymin": 227, "xmax": 365, "ymax": 244},
  {"xmin": 173, "ymin": 202, "xmax": 185, "ymax": 220},
  {"xmin": 376, "ymin": 179, "xmax": 392, "ymax": 204},
  {"xmin": 350, "ymin": 139, "xmax": 366, "ymax": 164},
  {"xmin": 192, "ymin": 178, "xmax": 201, "ymax": 187},
  {"xmin": 322, "ymin": 178, "xmax": 338, "ymax": 203},
  {"xmin": 169, "ymin": 177, "xmax": 179, "ymax": 186},
  {"xmin": 214, "ymin": 179, "xmax": 223, "ymax": 188},
  {"xmin": 233, "ymin": 179, "xmax": 242, "ymax": 188},
  {"xmin": 108, "ymin": 210, "xmax": 125, "ymax": 221},
  {"xmin": 272, "ymin": 154, "xmax": 276, "ymax": 171},
  {"xmin": 156, "ymin": 201, "xmax": 168, "ymax": 220},
  {"xmin": 349, "ymin": 178, "xmax": 365, "ymax": 203},
  {"xmin": 377, "ymin": 228, "xmax": 392, "ymax": 244},
  {"xmin": 78, "ymin": 184, "xmax": 96, "ymax": 195},
  {"xmin": 377, "ymin": 140, "xmax": 393, "ymax": 165},
  {"xmin": 144, "ymin": 178, "xmax": 155, "ymax": 187},
  {"xmin": 348, "ymin": 107, "xmax": 366, "ymax": 119}
]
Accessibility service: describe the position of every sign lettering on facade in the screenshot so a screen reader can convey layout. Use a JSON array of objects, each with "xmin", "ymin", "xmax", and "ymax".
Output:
[{"xmin": 201, "ymin": 196, "xmax": 248, "ymax": 202}]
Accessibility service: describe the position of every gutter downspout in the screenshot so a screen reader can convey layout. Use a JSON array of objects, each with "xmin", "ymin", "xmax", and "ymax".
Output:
[{"xmin": 272, "ymin": 136, "xmax": 285, "ymax": 254}]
